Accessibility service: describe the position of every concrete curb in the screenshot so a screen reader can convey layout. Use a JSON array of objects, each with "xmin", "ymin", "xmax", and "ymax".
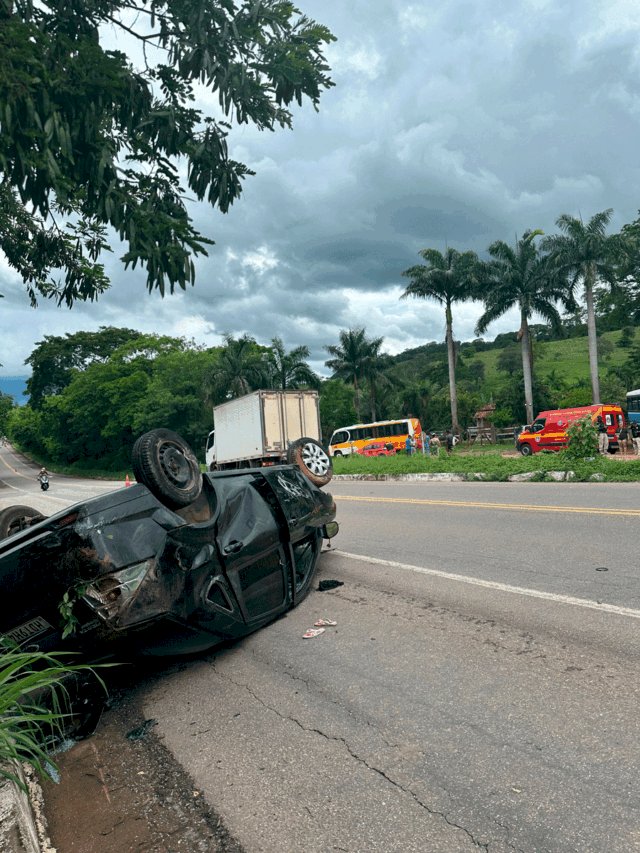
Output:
[
  {"xmin": 332, "ymin": 471, "xmax": 609, "ymax": 482},
  {"xmin": 0, "ymin": 764, "xmax": 55, "ymax": 853}
]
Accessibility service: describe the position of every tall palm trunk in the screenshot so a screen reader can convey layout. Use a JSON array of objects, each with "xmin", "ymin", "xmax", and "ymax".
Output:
[
  {"xmin": 353, "ymin": 376, "xmax": 361, "ymax": 421},
  {"xmin": 369, "ymin": 382, "xmax": 377, "ymax": 422},
  {"xmin": 520, "ymin": 314, "xmax": 534, "ymax": 424},
  {"xmin": 445, "ymin": 299, "xmax": 459, "ymax": 433},
  {"xmin": 584, "ymin": 265, "xmax": 600, "ymax": 404}
]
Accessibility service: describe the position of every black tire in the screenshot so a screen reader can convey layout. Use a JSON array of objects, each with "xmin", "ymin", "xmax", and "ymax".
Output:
[
  {"xmin": 287, "ymin": 437, "xmax": 333, "ymax": 487},
  {"xmin": 519, "ymin": 443, "xmax": 533, "ymax": 457},
  {"xmin": 0, "ymin": 505, "xmax": 45, "ymax": 539},
  {"xmin": 41, "ymin": 481, "xmax": 49, "ymax": 491},
  {"xmin": 291, "ymin": 531, "xmax": 321, "ymax": 604},
  {"xmin": 333, "ymin": 450, "xmax": 342, "ymax": 457},
  {"xmin": 132, "ymin": 429, "xmax": 202, "ymax": 509}
]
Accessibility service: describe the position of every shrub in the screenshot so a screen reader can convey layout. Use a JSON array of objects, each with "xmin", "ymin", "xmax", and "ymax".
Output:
[{"xmin": 565, "ymin": 417, "xmax": 598, "ymax": 459}]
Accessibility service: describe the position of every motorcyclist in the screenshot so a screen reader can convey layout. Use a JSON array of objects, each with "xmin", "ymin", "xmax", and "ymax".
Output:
[{"xmin": 37, "ymin": 467, "xmax": 49, "ymax": 483}]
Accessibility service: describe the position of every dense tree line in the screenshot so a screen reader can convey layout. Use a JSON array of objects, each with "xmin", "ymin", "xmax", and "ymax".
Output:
[
  {"xmin": 6, "ymin": 328, "xmax": 330, "ymax": 468},
  {"xmin": 5, "ymin": 311, "xmax": 639, "ymax": 472}
]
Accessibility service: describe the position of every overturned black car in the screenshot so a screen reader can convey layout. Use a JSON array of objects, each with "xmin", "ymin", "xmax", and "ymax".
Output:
[{"xmin": 0, "ymin": 430, "xmax": 338, "ymax": 666}]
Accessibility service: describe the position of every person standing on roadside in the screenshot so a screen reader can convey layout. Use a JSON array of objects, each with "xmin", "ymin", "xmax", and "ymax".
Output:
[
  {"xmin": 596, "ymin": 416, "xmax": 609, "ymax": 454},
  {"xmin": 405, "ymin": 434, "xmax": 413, "ymax": 456},
  {"xmin": 430, "ymin": 433, "xmax": 440, "ymax": 456},
  {"xmin": 445, "ymin": 431, "xmax": 454, "ymax": 453},
  {"xmin": 630, "ymin": 420, "xmax": 640, "ymax": 455},
  {"xmin": 423, "ymin": 432, "xmax": 431, "ymax": 456}
]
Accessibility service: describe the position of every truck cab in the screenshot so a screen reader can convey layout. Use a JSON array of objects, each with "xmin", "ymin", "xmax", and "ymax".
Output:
[{"xmin": 205, "ymin": 429, "xmax": 216, "ymax": 469}]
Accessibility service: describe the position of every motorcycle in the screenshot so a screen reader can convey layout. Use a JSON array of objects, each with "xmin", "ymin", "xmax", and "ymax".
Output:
[{"xmin": 38, "ymin": 474, "xmax": 49, "ymax": 491}]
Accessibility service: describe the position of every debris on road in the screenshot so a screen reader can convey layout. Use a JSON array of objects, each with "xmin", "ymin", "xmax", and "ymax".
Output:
[
  {"xmin": 318, "ymin": 579, "xmax": 344, "ymax": 591},
  {"xmin": 126, "ymin": 719, "xmax": 157, "ymax": 741}
]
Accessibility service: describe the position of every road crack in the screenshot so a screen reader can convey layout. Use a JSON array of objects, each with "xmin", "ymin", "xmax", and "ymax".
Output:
[{"xmin": 209, "ymin": 663, "xmax": 489, "ymax": 851}]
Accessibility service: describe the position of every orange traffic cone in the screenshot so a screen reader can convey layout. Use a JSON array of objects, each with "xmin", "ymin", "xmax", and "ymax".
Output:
[{"xmin": 125, "ymin": 474, "xmax": 131, "ymax": 487}]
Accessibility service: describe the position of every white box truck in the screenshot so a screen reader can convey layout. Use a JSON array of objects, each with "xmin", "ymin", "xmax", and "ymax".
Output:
[{"xmin": 205, "ymin": 390, "xmax": 332, "ymax": 486}]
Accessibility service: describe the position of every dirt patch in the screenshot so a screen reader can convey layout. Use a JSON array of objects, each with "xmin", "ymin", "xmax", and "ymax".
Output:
[{"xmin": 41, "ymin": 687, "xmax": 244, "ymax": 853}]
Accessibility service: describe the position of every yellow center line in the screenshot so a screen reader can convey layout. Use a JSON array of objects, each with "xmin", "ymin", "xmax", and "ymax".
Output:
[{"xmin": 334, "ymin": 494, "xmax": 640, "ymax": 517}]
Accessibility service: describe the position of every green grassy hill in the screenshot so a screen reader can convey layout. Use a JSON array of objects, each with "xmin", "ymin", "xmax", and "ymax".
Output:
[
  {"xmin": 476, "ymin": 329, "xmax": 627, "ymax": 389},
  {"xmin": 377, "ymin": 326, "xmax": 637, "ymax": 430}
]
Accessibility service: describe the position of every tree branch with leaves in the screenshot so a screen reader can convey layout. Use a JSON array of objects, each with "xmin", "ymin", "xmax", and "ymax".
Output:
[{"xmin": 0, "ymin": 0, "xmax": 334, "ymax": 305}]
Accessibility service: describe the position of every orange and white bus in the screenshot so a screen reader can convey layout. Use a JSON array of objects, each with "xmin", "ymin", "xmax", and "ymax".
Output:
[{"xmin": 328, "ymin": 418, "xmax": 423, "ymax": 456}]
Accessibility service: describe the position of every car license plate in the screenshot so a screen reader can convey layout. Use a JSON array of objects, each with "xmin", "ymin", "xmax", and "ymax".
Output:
[{"xmin": 4, "ymin": 616, "xmax": 53, "ymax": 645}]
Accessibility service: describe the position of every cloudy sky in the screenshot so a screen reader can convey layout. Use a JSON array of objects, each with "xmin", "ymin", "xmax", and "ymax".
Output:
[{"xmin": 2, "ymin": 0, "xmax": 640, "ymax": 377}]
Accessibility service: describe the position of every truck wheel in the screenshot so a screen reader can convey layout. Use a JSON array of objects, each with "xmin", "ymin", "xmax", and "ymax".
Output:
[
  {"xmin": 287, "ymin": 437, "xmax": 333, "ymax": 487},
  {"xmin": 519, "ymin": 443, "xmax": 533, "ymax": 457},
  {"xmin": 0, "ymin": 505, "xmax": 45, "ymax": 539},
  {"xmin": 132, "ymin": 429, "xmax": 202, "ymax": 509}
]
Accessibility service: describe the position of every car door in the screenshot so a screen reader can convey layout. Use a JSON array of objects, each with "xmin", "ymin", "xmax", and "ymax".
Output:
[{"xmin": 213, "ymin": 474, "xmax": 289, "ymax": 624}]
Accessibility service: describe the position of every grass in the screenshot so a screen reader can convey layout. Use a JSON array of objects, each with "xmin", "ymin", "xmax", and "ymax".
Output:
[
  {"xmin": 0, "ymin": 642, "xmax": 104, "ymax": 790},
  {"xmin": 474, "ymin": 329, "xmax": 628, "ymax": 388},
  {"xmin": 333, "ymin": 449, "xmax": 640, "ymax": 482}
]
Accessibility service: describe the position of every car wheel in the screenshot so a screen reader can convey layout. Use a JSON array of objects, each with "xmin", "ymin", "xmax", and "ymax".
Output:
[
  {"xmin": 132, "ymin": 429, "xmax": 202, "ymax": 509},
  {"xmin": 292, "ymin": 531, "xmax": 321, "ymax": 604},
  {"xmin": 287, "ymin": 437, "xmax": 333, "ymax": 486},
  {"xmin": 333, "ymin": 450, "xmax": 342, "ymax": 457},
  {"xmin": 0, "ymin": 505, "xmax": 45, "ymax": 539},
  {"xmin": 519, "ymin": 443, "xmax": 533, "ymax": 457}
]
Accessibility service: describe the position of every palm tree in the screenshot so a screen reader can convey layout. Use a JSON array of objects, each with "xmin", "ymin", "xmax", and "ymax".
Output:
[
  {"xmin": 542, "ymin": 210, "xmax": 619, "ymax": 404},
  {"xmin": 325, "ymin": 328, "xmax": 384, "ymax": 421},
  {"xmin": 208, "ymin": 334, "xmax": 266, "ymax": 400},
  {"xmin": 263, "ymin": 337, "xmax": 319, "ymax": 390},
  {"xmin": 401, "ymin": 247, "xmax": 478, "ymax": 434},
  {"xmin": 475, "ymin": 230, "xmax": 567, "ymax": 424},
  {"xmin": 363, "ymin": 339, "xmax": 393, "ymax": 422}
]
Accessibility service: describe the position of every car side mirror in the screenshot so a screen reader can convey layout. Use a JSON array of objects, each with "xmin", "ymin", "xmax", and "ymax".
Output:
[{"xmin": 322, "ymin": 521, "xmax": 339, "ymax": 539}]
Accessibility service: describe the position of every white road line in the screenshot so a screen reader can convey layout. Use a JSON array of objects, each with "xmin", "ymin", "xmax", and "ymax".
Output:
[{"xmin": 334, "ymin": 550, "xmax": 640, "ymax": 621}]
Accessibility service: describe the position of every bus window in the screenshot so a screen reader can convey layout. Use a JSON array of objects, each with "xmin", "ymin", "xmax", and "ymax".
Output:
[{"xmin": 331, "ymin": 430, "xmax": 350, "ymax": 445}]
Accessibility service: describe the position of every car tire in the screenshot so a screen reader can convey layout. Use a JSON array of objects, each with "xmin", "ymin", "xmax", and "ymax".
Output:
[
  {"xmin": 291, "ymin": 531, "xmax": 321, "ymax": 604},
  {"xmin": 287, "ymin": 437, "xmax": 333, "ymax": 487},
  {"xmin": 519, "ymin": 443, "xmax": 533, "ymax": 457},
  {"xmin": 132, "ymin": 429, "xmax": 202, "ymax": 509},
  {"xmin": 333, "ymin": 450, "xmax": 342, "ymax": 457},
  {"xmin": 0, "ymin": 505, "xmax": 45, "ymax": 539}
]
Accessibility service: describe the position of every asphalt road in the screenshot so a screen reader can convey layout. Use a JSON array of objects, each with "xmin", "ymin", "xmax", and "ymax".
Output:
[{"xmin": 1, "ymin": 446, "xmax": 639, "ymax": 852}]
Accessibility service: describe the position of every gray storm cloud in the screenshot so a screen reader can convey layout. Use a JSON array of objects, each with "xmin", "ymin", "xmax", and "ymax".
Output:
[{"xmin": 2, "ymin": 0, "xmax": 640, "ymax": 375}]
